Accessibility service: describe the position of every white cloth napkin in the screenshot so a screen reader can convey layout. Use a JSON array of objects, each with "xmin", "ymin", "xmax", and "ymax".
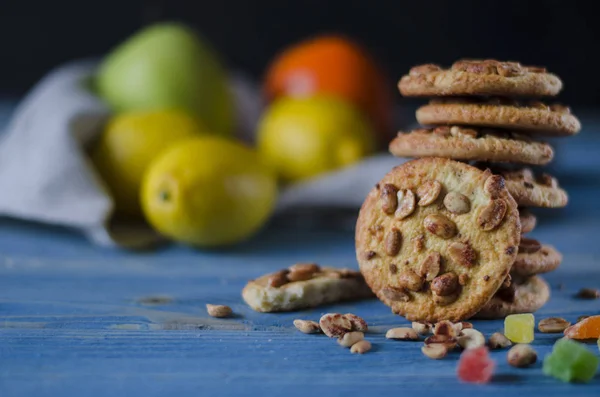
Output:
[{"xmin": 0, "ymin": 61, "xmax": 406, "ymax": 247}]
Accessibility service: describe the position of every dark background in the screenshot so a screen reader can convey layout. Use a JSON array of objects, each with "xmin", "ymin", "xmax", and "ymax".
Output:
[{"xmin": 0, "ymin": 0, "xmax": 598, "ymax": 105}]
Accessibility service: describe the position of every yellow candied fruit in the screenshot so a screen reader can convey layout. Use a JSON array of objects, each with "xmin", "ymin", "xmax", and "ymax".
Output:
[{"xmin": 505, "ymin": 313, "xmax": 535, "ymax": 343}]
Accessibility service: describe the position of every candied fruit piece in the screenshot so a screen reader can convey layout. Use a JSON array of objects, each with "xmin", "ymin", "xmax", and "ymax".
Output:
[
  {"xmin": 564, "ymin": 315, "xmax": 600, "ymax": 340},
  {"xmin": 457, "ymin": 346, "xmax": 495, "ymax": 384},
  {"xmin": 543, "ymin": 338, "xmax": 599, "ymax": 383},
  {"xmin": 505, "ymin": 313, "xmax": 534, "ymax": 343}
]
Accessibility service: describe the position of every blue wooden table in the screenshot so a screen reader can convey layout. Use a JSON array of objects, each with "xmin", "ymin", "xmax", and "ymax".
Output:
[{"xmin": 1, "ymin": 102, "xmax": 600, "ymax": 396}]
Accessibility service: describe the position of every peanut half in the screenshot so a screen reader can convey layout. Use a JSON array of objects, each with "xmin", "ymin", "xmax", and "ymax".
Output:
[
  {"xmin": 507, "ymin": 344, "xmax": 537, "ymax": 367},
  {"xmin": 422, "ymin": 344, "xmax": 448, "ymax": 359},
  {"xmin": 338, "ymin": 331, "xmax": 364, "ymax": 347},
  {"xmin": 293, "ymin": 319, "xmax": 321, "ymax": 334},
  {"xmin": 538, "ymin": 317, "xmax": 571, "ymax": 333},
  {"xmin": 319, "ymin": 313, "xmax": 352, "ymax": 338},
  {"xmin": 458, "ymin": 328, "xmax": 485, "ymax": 350},
  {"xmin": 206, "ymin": 304, "xmax": 232, "ymax": 318},
  {"xmin": 488, "ymin": 332, "xmax": 512, "ymax": 349},
  {"xmin": 386, "ymin": 327, "xmax": 419, "ymax": 341},
  {"xmin": 350, "ymin": 340, "xmax": 372, "ymax": 354}
]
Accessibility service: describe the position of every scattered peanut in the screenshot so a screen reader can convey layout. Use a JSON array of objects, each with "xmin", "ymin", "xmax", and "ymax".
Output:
[
  {"xmin": 386, "ymin": 327, "xmax": 419, "ymax": 341},
  {"xmin": 338, "ymin": 331, "xmax": 364, "ymax": 347},
  {"xmin": 434, "ymin": 320, "xmax": 458, "ymax": 338},
  {"xmin": 293, "ymin": 319, "xmax": 321, "ymax": 334},
  {"xmin": 412, "ymin": 322, "xmax": 432, "ymax": 335},
  {"xmin": 206, "ymin": 304, "xmax": 232, "ymax": 318},
  {"xmin": 350, "ymin": 340, "xmax": 372, "ymax": 354},
  {"xmin": 424, "ymin": 334, "xmax": 457, "ymax": 350},
  {"xmin": 421, "ymin": 343, "xmax": 448, "ymax": 359},
  {"xmin": 458, "ymin": 328, "xmax": 486, "ymax": 350},
  {"xmin": 507, "ymin": 344, "xmax": 537, "ymax": 367},
  {"xmin": 344, "ymin": 313, "xmax": 368, "ymax": 332},
  {"xmin": 576, "ymin": 288, "xmax": 600, "ymax": 299},
  {"xmin": 488, "ymin": 332, "xmax": 512, "ymax": 349},
  {"xmin": 319, "ymin": 313, "xmax": 352, "ymax": 338},
  {"xmin": 538, "ymin": 317, "xmax": 571, "ymax": 333},
  {"xmin": 460, "ymin": 321, "xmax": 473, "ymax": 329}
]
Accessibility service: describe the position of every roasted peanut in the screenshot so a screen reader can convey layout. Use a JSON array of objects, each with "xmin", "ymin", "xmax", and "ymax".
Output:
[
  {"xmin": 385, "ymin": 229, "xmax": 402, "ymax": 256},
  {"xmin": 293, "ymin": 319, "xmax": 321, "ymax": 334},
  {"xmin": 206, "ymin": 304, "xmax": 232, "ymax": 318},
  {"xmin": 478, "ymin": 198, "xmax": 507, "ymax": 231},
  {"xmin": 443, "ymin": 192, "xmax": 471, "ymax": 214},
  {"xmin": 424, "ymin": 214, "xmax": 457, "ymax": 239},
  {"xmin": 417, "ymin": 180, "xmax": 442, "ymax": 206},
  {"xmin": 419, "ymin": 252, "xmax": 441, "ymax": 281},
  {"xmin": 448, "ymin": 242, "xmax": 476, "ymax": 268},
  {"xmin": 380, "ymin": 183, "xmax": 399, "ymax": 214},
  {"xmin": 386, "ymin": 327, "xmax": 419, "ymax": 341}
]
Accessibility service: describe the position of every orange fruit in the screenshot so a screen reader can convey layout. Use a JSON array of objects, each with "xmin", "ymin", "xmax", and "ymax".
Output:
[
  {"xmin": 564, "ymin": 315, "xmax": 600, "ymax": 340},
  {"xmin": 264, "ymin": 35, "xmax": 392, "ymax": 143}
]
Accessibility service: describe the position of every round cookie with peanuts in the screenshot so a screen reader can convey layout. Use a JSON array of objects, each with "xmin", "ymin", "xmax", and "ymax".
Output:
[
  {"xmin": 475, "ymin": 275, "xmax": 550, "ymax": 319},
  {"xmin": 512, "ymin": 238, "xmax": 562, "ymax": 277},
  {"xmin": 399, "ymin": 59, "xmax": 562, "ymax": 97},
  {"xmin": 416, "ymin": 97, "xmax": 581, "ymax": 137},
  {"xmin": 389, "ymin": 125, "xmax": 554, "ymax": 165},
  {"xmin": 355, "ymin": 157, "xmax": 521, "ymax": 323},
  {"xmin": 491, "ymin": 167, "xmax": 568, "ymax": 208},
  {"xmin": 519, "ymin": 209, "xmax": 537, "ymax": 234}
]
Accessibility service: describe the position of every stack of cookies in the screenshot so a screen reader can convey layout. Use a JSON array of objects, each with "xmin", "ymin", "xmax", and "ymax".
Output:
[{"xmin": 355, "ymin": 59, "xmax": 579, "ymax": 322}]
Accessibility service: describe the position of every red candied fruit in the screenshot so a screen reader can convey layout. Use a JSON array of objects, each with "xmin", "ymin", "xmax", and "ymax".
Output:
[{"xmin": 457, "ymin": 346, "xmax": 496, "ymax": 384}]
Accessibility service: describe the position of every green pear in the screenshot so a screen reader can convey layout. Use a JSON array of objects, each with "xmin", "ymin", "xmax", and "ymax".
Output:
[{"xmin": 96, "ymin": 23, "xmax": 233, "ymax": 136}]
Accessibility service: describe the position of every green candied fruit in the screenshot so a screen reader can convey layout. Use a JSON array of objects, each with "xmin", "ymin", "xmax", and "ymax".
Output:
[
  {"xmin": 505, "ymin": 313, "xmax": 534, "ymax": 343},
  {"xmin": 543, "ymin": 338, "xmax": 599, "ymax": 383}
]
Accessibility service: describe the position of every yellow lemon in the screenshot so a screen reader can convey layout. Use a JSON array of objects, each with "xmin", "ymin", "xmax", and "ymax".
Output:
[
  {"xmin": 91, "ymin": 109, "xmax": 205, "ymax": 217},
  {"xmin": 257, "ymin": 96, "xmax": 375, "ymax": 182},
  {"xmin": 141, "ymin": 136, "xmax": 278, "ymax": 247}
]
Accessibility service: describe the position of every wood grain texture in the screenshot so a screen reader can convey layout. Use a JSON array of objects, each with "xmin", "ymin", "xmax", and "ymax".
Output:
[{"xmin": 0, "ymin": 102, "xmax": 600, "ymax": 396}]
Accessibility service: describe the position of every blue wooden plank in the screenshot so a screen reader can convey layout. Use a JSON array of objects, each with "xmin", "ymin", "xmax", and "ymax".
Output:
[
  {"xmin": 0, "ymin": 98, "xmax": 599, "ymax": 395},
  {"xmin": 1, "ymin": 204, "xmax": 600, "ymax": 396}
]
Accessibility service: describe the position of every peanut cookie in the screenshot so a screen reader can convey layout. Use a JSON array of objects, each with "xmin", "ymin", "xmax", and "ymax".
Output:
[
  {"xmin": 399, "ymin": 60, "xmax": 562, "ymax": 97},
  {"xmin": 355, "ymin": 158, "xmax": 520, "ymax": 323},
  {"xmin": 242, "ymin": 263, "xmax": 374, "ymax": 312},
  {"xmin": 492, "ymin": 167, "xmax": 568, "ymax": 208},
  {"xmin": 474, "ymin": 276, "xmax": 550, "ymax": 319},
  {"xmin": 388, "ymin": 126, "xmax": 553, "ymax": 165},
  {"xmin": 416, "ymin": 98, "xmax": 580, "ymax": 137},
  {"xmin": 519, "ymin": 209, "xmax": 537, "ymax": 235},
  {"xmin": 511, "ymin": 239, "xmax": 562, "ymax": 277}
]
